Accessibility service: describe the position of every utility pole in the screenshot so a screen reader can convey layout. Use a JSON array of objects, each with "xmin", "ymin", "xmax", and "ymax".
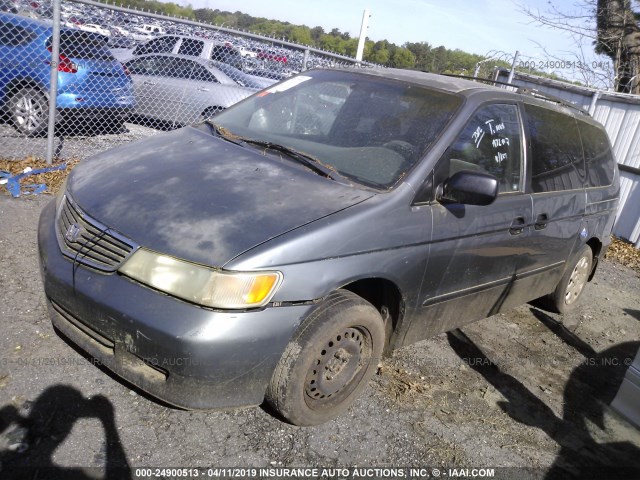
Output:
[
  {"xmin": 355, "ymin": 9, "xmax": 370, "ymax": 62},
  {"xmin": 507, "ymin": 50, "xmax": 520, "ymax": 84}
]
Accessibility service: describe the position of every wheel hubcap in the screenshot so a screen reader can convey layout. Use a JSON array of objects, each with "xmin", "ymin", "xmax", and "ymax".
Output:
[
  {"xmin": 565, "ymin": 255, "xmax": 589, "ymax": 305},
  {"xmin": 14, "ymin": 95, "xmax": 43, "ymax": 132},
  {"xmin": 305, "ymin": 327, "xmax": 368, "ymax": 402}
]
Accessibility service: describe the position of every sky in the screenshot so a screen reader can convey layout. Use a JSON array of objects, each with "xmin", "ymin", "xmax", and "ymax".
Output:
[{"xmin": 186, "ymin": 0, "xmax": 598, "ymax": 65}]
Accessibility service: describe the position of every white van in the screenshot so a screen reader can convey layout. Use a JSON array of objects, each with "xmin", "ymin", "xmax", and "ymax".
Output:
[{"xmin": 138, "ymin": 24, "xmax": 165, "ymax": 35}]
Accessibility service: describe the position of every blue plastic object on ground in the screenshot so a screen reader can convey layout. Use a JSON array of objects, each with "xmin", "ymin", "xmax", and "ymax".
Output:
[{"xmin": 0, "ymin": 164, "xmax": 67, "ymax": 198}]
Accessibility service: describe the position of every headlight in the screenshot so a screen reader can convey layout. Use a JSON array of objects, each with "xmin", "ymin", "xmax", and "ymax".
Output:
[{"xmin": 119, "ymin": 248, "xmax": 282, "ymax": 309}]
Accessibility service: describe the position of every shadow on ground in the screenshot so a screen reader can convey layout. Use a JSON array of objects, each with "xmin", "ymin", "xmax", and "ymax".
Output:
[
  {"xmin": 447, "ymin": 317, "xmax": 640, "ymax": 479},
  {"xmin": 624, "ymin": 309, "xmax": 640, "ymax": 322},
  {"xmin": 0, "ymin": 384, "xmax": 130, "ymax": 480}
]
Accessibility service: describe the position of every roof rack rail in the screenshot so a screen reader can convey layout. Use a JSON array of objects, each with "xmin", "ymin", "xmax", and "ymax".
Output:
[
  {"xmin": 443, "ymin": 74, "xmax": 517, "ymax": 89},
  {"xmin": 515, "ymin": 87, "xmax": 589, "ymax": 116},
  {"xmin": 443, "ymin": 74, "xmax": 590, "ymax": 116}
]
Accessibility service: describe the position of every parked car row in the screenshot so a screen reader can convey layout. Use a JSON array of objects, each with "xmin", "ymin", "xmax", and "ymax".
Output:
[
  {"xmin": 0, "ymin": 12, "xmax": 272, "ymax": 135},
  {"xmin": 17, "ymin": 0, "xmax": 354, "ymax": 76},
  {"xmin": 4, "ymin": 0, "xmax": 346, "ymax": 75},
  {"xmin": 1, "ymin": 1, "xmax": 372, "ymax": 135},
  {"xmin": 113, "ymin": 35, "xmax": 282, "ymax": 86}
]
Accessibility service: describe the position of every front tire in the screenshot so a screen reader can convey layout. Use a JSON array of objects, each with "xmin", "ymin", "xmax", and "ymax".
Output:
[
  {"xmin": 266, "ymin": 289, "xmax": 385, "ymax": 426},
  {"xmin": 548, "ymin": 245, "xmax": 593, "ymax": 313},
  {"xmin": 9, "ymin": 87, "xmax": 49, "ymax": 136}
]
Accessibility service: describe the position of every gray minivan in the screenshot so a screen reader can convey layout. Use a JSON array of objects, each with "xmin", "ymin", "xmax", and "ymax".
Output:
[{"xmin": 38, "ymin": 68, "xmax": 619, "ymax": 426}]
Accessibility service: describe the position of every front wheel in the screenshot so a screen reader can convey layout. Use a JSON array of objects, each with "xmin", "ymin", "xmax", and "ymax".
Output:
[
  {"xmin": 548, "ymin": 245, "xmax": 593, "ymax": 313},
  {"xmin": 9, "ymin": 87, "xmax": 49, "ymax": 136},
  {"xmin": 266, "ymin": 289, "xmax": 385, "ymax": 426}
]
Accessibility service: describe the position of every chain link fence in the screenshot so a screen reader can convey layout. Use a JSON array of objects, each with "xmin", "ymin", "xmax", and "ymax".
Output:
[{"xmin": 0, "ymin": 0, "xmax": 361, "ymax": 162}]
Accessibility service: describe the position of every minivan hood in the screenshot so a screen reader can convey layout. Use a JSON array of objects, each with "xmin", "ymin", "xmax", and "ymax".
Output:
[{"xmin": 67, "ymin": 126, "xmax": 374, "ymax": 267}]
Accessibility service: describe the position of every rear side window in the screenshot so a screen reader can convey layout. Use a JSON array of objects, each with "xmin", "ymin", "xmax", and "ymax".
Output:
[
  {"xmin": 47, "ymin": 31, "xmax": 114, "ymax": 60},
  {"xmin": 133, "ymin": 36, "xmax": 177, "ymax": 55},
  {"xmin": 177, "ymin": 38, "xmax": 204, "ymax": 57},
  {"xmin": 525, "ymin": 104, "xmax": 585, "ymax": 193},
  {"xmin": 0, "ymin": 21, "xmax": 36, "ymax": 46},
  {"xmin": 577, "ymin": 120, "xmax": 615, "ymax": 187}
]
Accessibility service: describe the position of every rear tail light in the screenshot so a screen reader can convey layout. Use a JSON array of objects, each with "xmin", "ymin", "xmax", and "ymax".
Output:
[
  {"xmin": 121, "ymin": 63, "xmax": 131, "ymax": 76},
  {"xmin": 46, "ymin": 46, "xmax": 78, "ymax": 73}
]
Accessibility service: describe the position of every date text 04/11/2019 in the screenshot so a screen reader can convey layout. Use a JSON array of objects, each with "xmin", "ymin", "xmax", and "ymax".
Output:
[{"xmin": 133, "ymin": 467, "xmax": 498, "ymax": 478}]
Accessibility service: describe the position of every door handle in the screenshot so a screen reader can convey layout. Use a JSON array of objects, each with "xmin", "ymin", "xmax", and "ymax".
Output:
[
  {"xmin": 535, "ymin": 213, "xmax": 549, "ymax": 230},
  {"xmin": 510, "ymin": 216, "xmax": 526, "ymax": 235},
  {"xmin": 197, "ymin": 87, "xmax": 210, "ymax": 92},
  {"xmin": 143, "ymin": 81, "xmax": 156, "ymax": 85}
]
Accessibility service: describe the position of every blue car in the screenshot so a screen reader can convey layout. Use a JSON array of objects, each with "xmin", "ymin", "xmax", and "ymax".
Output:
[{"xmin": 0, "ymin": 12, "xmax": 135, "ymax": 136}]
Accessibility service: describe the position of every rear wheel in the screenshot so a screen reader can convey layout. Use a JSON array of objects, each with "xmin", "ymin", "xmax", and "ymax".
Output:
[
  {"xmin": 548, "ymin": 245, "xmax": 593, "ymax": 313},
  {"xmin": 266, "ymin": 289, "xmax": 385, "ymax": 426},
  {"xmin": 9, "ymin": 87, "xmax": 49, "ymax": 136}
]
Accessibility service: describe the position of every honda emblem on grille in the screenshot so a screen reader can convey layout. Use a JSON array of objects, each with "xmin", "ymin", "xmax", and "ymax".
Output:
[{"xmin": 65, "ymin": 223, "xmax": 82, "ymax": 243}]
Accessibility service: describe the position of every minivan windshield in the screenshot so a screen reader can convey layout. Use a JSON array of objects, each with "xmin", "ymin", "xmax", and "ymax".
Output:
[{"xmin": 212, "ymin": 69, "xmax": 462, "ymax": 189}]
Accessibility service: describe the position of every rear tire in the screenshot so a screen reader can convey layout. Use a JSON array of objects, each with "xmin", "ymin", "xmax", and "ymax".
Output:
[
  {"xmin": 9, "ymin": 87, "xmax": 49, "ymax": 137},
  {"xmin": 548, "ymin": 245, "xmax": 593, "ymax": 314},
  {"xmin": 266, "ymin": 289, "xmax": 385, "ymax": 426}
]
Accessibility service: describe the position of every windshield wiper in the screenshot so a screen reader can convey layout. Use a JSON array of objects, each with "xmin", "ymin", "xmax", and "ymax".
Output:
[
  {"xmin": 204, "ymin": 121, "xmax": 342, "ymax": 181},
  {"xmin": 240, "ymin": 138, "xmax": 341, "ymax": 181},
  {"xmin": 204, "ymin": 120, "xmax": 244, "ymax": 146}
]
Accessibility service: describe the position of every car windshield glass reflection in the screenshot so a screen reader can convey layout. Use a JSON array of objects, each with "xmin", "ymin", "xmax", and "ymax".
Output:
[{"xmin": 212, "ymin": 69, "xmax": 463, "ymax": 189}]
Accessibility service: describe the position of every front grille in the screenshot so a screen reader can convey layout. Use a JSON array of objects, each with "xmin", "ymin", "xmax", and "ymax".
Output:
[{"xmin": 57, "ymin": 195, "xmax": 136, "ymax": 271}]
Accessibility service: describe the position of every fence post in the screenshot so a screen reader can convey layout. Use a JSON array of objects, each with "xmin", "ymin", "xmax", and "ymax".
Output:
[
  {"xmin": 302, "ymin": 49, "xmax": 310, "ymax": 71},
  {"xmin": 506, "ymin": 50, "xmax": 519, "ymax": 84},
  {"xmin": 588, "ymin": 91, "xmax": 601, "ymax": 116},
  {"xmin": 45, "ymin": 0, "xmax": 61, "ymax": 165}
]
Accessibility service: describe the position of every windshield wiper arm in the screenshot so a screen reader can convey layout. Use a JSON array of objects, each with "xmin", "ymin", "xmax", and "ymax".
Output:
[
  {"xmin": 240, "ymin": 138, "xmax": 340, "ymax": 180},
  {"xmin": 204, "ymin": 120, "xmax": 244, "ymax": 146},
  {"xmin": 204, "ymin": 123, "xmax": 342, "ymax": 181}
]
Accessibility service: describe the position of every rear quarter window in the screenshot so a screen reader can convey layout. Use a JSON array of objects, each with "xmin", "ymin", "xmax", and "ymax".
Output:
[
  {"xmin": 577, "ymin": 120, "xmax": 615, "ymax": 188},
  {"xmin": 525, "ymin": 104, "xmax": 585, "ymax": 193}
]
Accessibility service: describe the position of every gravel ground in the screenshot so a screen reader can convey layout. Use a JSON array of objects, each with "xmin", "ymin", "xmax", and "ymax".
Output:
[
  {"xmin": 0, "ymin": 121, "xmax": 160, "ymax": 161},
  {"xmin": 1, "ymin": 126, "xmax": 640, "ymax": 480}
]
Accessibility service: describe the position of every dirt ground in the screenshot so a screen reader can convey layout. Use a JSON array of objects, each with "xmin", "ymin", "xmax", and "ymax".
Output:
[{"xmin": 1, "ymin": 192, "xmax": 640, "ymax": 480}]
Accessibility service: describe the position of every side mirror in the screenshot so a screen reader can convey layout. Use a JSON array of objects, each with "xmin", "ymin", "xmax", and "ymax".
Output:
[{"xmin": 437, "ymin": 170, "xmax": 498, "ymax": 206}]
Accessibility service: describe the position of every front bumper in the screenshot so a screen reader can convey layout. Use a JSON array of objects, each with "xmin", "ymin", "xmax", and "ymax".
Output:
[{"xmin": 38, "ymin": 199, "xmax": 313, "ymax": 410}]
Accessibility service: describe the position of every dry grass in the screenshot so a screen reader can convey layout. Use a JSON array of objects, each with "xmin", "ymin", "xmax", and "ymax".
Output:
[
  {"xmin": 0, "ymin": 157, "xmax": 80, "ymax": 196},
  {"xmin": 606, "ymin": 237, "xmax": 640, "ymax": 274},
  {"xmin": 375, "ymin": 364, "xmax": 431, "ymax": 402}
]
